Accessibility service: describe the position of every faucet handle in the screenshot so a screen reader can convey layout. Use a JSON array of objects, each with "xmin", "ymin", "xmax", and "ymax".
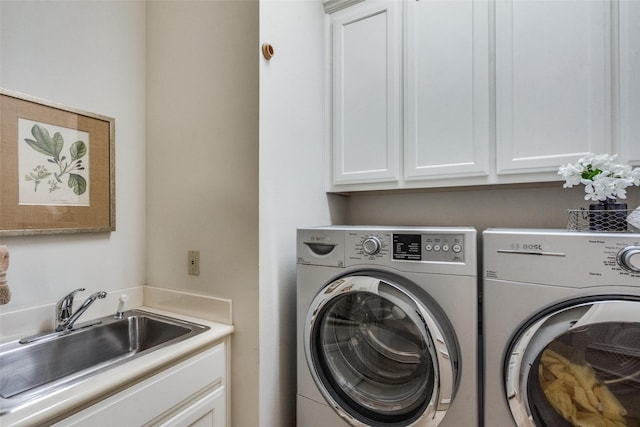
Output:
[{"xmin": 57, "ymin": 287, "xmax": 86, "ymax": 321}]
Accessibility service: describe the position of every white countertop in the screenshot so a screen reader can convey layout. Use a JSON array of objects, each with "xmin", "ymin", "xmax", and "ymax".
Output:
[{"xmin": 0, "ymin": 306, "xmax": 234, "ymax": 427}]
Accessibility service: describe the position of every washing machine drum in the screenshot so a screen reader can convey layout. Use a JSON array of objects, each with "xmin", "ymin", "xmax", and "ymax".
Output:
[
  {"xmin": 505, "ymin": 296, "xmax": 640, "ymax": 427},
  {"xmin": 304, "ymin": 273, "xmax": 460, "ymax": 427}
]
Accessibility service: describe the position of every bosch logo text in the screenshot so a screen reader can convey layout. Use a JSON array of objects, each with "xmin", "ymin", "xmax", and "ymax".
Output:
[{"xmin": 522, "ymin": 243, "xmax": 543, "ymax": 251}]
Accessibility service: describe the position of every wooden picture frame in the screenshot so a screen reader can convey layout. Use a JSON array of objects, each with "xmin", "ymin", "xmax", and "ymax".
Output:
[{"xmin": 0, "ymin": 89, "xmax": 115, "ymax": 236}]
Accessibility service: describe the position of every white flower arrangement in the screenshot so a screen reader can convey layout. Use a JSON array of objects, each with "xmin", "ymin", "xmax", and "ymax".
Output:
[{"xmin": 558, "ymin": 153, "xmax": 640, "ymax": 202}]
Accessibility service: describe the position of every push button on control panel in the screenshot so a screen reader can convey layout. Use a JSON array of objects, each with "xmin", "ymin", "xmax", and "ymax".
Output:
[{"xmin": 421, "ymin": 234, "xmax": 464, "ymax": 262}]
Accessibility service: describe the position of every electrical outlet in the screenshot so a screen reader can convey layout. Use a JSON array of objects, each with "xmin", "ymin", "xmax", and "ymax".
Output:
[{"xmin": 188, "ymin": 250, "xmax": 200, "ymax": 276}]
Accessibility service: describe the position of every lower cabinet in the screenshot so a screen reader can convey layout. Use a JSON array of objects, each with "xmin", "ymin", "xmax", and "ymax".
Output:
[
  {"xmin": 151, "ymin": 386, "xmax": 225, "ymax": 427},
  {"xmin": 54, "ymin": 341, "xmax": 227, "ymax": 427}
]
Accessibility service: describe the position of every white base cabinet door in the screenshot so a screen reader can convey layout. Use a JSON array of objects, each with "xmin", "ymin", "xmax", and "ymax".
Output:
[
  {"xmin": 153, "ymin": 387, "xmax": 225, "ymax": 427},
  {"xmin": 54, "ymin": 342, "xmax": 227, "ymax": 427}
]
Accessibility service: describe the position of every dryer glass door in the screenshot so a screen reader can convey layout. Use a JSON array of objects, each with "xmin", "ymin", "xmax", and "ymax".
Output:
[
  {"xmin": 505, "ymin": 298, "xmax": 640, "ymax": 427},
  {"xmin": 305, "ymin": 274, "xmax": 457, "ymax": 426}
]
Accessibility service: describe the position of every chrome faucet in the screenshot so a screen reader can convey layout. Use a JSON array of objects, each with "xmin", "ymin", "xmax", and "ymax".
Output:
[{"xmin": 56, "ymin": 288, "xmax": 107, "ymax": 331}]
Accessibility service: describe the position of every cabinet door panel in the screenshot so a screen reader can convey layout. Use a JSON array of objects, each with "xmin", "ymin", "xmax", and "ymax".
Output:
[
  {"xmin": 619, "ymin": 0, "xmax": 640, "ymax": 165},
  {"xmin": 496, "ymin": 0, "xmax": 610, "ymax": 174},
  {"xmin": 332, "ymin": 0, "xmax": 400, "ymax": 184},
  {"xmin": 54, "ymin": 344, "xmax": 226, "ymax": 427},
  {"xmin": 154, "ymin": 387, "xmax": 225, "ymax": 427},
  {"xmin": 405, "ymin": 0, "xmax": 490, "ymax": 179}
]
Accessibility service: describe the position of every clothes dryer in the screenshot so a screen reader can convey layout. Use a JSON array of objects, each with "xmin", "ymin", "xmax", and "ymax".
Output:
[
  {"xmin": 483, "ymin": 229, "xmax": 640, "ymax": 427},
  {"xmin": 297, "ymin": 226, "xmax": 478, "ymax": 427}
]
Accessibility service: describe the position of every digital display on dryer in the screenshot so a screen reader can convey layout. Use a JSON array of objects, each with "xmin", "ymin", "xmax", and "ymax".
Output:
[{"xmin": 393, "ymin": 234, "xmax": 422, "ymax": 260}]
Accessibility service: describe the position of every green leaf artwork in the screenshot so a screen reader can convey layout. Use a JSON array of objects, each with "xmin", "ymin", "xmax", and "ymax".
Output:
[
  {"xmin": 67, "ymin": 174, "xmax": 87, "ymax": 195},
  {"xmin": 23, "ymin": 123, "xmax": 87, "ymax": 195},
  {"xmin": 24, "ymin": 124, "xmax": 63, "ymax": 160},
  {"xmin": 24, "ymin": 165, "xmax": 52, "ymax": 192}
]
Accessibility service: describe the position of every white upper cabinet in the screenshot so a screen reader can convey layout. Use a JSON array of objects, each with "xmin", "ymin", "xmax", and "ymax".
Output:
[
  {"xmin": 331, "ymin": 0, "xmax": 401, "ymax": 185},
  {"xmin": 404, "ymin": 0, "xmax": 490, "ymax": 180},
  {"xmin": 495, "ymin": 0, "xmax": 610, "ymax": 174},
  {"xmin": 619, "ymin": 0, "xmax": 640, "ymax": 165},
  {"xmin": 326, "ymin": 0, "xmax": 629, "ymax": 192}
]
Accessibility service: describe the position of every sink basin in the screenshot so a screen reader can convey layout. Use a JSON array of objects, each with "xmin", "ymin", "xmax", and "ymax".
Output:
[{"xmin": 0, "ymin": 309, "xmax": 210, "ymax": 415}]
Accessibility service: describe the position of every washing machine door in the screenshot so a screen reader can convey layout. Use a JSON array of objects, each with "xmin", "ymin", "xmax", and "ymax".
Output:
[
  {"xmin": 504, "ymin": 296, "xmax": 640, "ymax": 427},
  {"xmin": 304, "ymin": 273, "xmax": 459, "ymax": 427}
]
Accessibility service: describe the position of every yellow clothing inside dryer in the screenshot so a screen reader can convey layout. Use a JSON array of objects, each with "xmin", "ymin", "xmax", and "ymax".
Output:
[{"xmin": 539, "ymin": 348, "xmax": 628, "ymax": 427}]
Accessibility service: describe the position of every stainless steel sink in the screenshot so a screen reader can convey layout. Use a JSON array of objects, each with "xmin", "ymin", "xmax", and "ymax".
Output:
[{"xmin": 0, "ymin": 309, "xmax": 210, "ymax": 415}]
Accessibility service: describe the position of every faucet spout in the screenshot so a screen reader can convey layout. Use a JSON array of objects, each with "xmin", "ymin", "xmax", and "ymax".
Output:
[
  {"xmin": 55, "ymin": 291, "xmax": 107, "ymax": 332},
  {"xmin": 56, "ymin": 287, "xmax": 85, "ymax": 325}
]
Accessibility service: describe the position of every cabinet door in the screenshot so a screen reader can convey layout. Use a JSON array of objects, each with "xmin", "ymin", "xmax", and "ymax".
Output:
[
  {"xmin": 153, "ymin": 387, "xmax": 225, "ymax": 427},
  {"xmin": 496, "ymin": 0, "xmax": 610, "ymax": 174},
  {"xmin": 619, "ymin": 0, "xmax": 640, "ymax": 165},
  {"xmin": 404, "ymin": 0, "xmax": 490, "ymax": 180},
  {"xmin": 331, "ymin": 0, "xmax": 401, "ymax": 184},
  {"xmin": 55, "ymin": 343, "xmax": 226, "ymax": 427}
]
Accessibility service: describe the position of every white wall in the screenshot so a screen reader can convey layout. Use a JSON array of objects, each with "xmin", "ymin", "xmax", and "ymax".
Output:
[
  {"xmin": 259, "ymin": 1, "xmax": 346, "ymax": 426},
  {"xmin": 2, "ymin": 2, "xmax": 335, "ymax": 426},
  {"xmin": 145, "ymin": 2, "xmax": 260, "ymax": 426},
  {"xmin": 0, "ymin": 1, "xmax": 146, "ymax": 314}
]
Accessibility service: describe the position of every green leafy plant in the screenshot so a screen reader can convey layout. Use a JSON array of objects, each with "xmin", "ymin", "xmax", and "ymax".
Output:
[{"xmin": 23, "ymin": 124, "xmax": 87, "ymax": 195}]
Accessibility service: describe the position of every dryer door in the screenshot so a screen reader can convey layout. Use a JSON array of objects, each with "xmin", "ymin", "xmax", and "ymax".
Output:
[
  {"xmin": 304, "ymin": 273, "xmax": 459, "ymax": 427},
  {"xmin": 505, "ymin": 297, "xmax": 640, "ymax": 427}
]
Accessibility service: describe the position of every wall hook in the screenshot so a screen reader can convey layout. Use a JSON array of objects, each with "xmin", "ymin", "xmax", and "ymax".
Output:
[{"xmin": 262, "ymin": 43, "xmax": 274, "ymax": 60}]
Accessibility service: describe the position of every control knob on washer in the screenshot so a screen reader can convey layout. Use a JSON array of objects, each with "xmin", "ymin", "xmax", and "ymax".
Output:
[
  {"xmin": 617, "ymin": 246, "xmax": 640, "ymax": 272},
  {"xmin": 362, "ymin": 236, "xmax": 382, "ymax": 255}
]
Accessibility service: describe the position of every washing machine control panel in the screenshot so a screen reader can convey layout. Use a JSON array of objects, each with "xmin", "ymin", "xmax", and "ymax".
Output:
[
  {"xmin": 484, "ymin": 230, "xmax": 640, "ymax": 284},
  {"xmin": 347, "ymin": 231, "xmax": 465, "ymax": 263},
  {"xmin": 393, "ymin": 233, "xmax": 464, "ymax": 263}
]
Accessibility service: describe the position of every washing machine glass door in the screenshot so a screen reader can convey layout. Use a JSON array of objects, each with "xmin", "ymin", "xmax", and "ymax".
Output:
[
  {"xmin": 304, "ymin": 274, "xmax": 457, "ymax": 427},
  {"xmin": 505, "ymin": 297, "xmax": 640, "ymax": 427}
]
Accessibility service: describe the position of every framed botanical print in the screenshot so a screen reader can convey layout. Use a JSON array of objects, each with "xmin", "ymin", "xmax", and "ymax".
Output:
[{"xmin": 1, "ymin": 89, "xmax": 115, "ymax": 236}]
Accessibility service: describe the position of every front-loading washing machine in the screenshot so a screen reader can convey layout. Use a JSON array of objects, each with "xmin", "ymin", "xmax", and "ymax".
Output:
[
  {"xmin": 483, "ymin": 228, "xmax": 640, "ymax": 427},
  {"xmin": 296, "ymin": 226, "xmax": 478, "ymax": 427}
]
